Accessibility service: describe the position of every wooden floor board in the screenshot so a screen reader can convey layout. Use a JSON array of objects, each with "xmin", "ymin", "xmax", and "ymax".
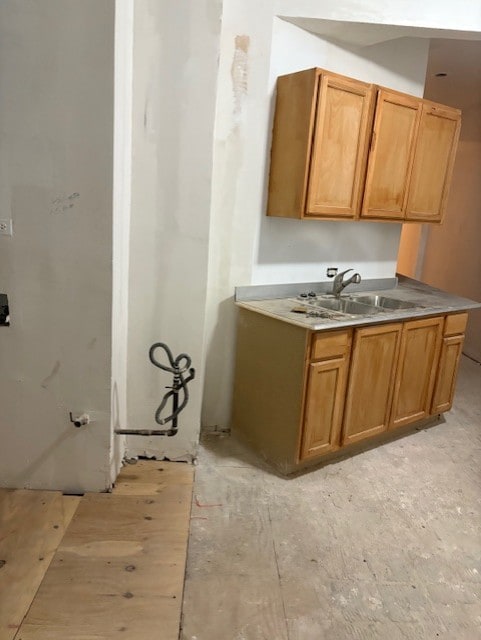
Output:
[
  {"xmin": 0, "ymin": 490, "xmax": 80, "ymax": 640},
  {"xmin": 114, "ymin": 460, "xmax": 193, "ymax": 496},
  {"xmin": 14, "ymin": 461, "xmax": 193, "ymax": 640}
]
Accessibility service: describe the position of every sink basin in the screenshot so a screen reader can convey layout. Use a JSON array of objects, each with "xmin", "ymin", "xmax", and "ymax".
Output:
[
  {"xmin": 313, "ymin": 298, "xmax": 381, "ymax": 315},
  {"xmin": 351, "ymin": 295, "xmax": 418, "ymax": 310}
]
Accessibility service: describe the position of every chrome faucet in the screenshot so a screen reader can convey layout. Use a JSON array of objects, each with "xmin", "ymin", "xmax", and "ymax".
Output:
[{"xmin": 332, "ymin": 269, "xmax": 361, "ymax": 298}]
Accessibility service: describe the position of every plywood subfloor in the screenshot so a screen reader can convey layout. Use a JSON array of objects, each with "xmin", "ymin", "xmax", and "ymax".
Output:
[
  {"xmin": 0, "ymin": 460, "xmax": 193, "ymax": 640},
  {"xmin": 182, "ymin": 356, "xmax": 481, "ymax": 639},
  {"xmin": 0, "ymin": 490, "xmax": 80, "ymax": 640}
]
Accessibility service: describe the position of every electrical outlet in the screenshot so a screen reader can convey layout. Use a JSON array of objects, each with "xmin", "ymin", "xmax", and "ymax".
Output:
[{"xmin": 0, "ymin": 219, "xmax": 13, "ymax": 236}]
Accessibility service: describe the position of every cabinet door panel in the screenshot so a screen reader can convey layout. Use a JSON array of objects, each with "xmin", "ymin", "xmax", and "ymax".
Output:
[
  {"xmin": 390, "ymin": 317, "xmax": 443, "ymax": 429},
  {"xmin": 300, "ymin": 356, "xmax": 349, "ymax": 460},
  {"xmin": 306, "ymin": 75, "xmax": 374, "ymax": 218},
  {"xmin": 406, "ymin": 104, "xmax": 461, "ymax": 222},
  {"xmin": 342, "ymin": 323, "xmax": 402, "ymax": 445},
  {"xmin": 431, "ymin": 334, "xmax": 465, "ymax": 413},
  {"xmin": 362, "ymin": 90, "xmax": 421, "ymax": 219}
]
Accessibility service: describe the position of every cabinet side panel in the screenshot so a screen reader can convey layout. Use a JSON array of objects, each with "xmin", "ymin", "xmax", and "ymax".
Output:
[
  {"xmin": 343, "ymin": 324, "xmax": 402, "ymax": 445},
  {"xmin": 406, "ymin": 105, "xmax": 461, "ymax": 222},
  {"xmin": 267, "ymin": 69, "xmax": 318, "ymax": 218},
  {"xmin": 232, "ymin": 309, "xmax": 308, "ymax": 472}
]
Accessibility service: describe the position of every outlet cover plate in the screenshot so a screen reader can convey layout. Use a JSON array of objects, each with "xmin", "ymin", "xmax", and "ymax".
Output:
[{"xmin": 0, "ymin": 219, "xmax": 13, "ymax": 236}]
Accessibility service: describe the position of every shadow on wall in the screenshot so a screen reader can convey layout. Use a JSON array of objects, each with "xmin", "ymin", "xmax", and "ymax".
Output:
[
  {"xmin": 257, "ymin": 217, "xmax": 401, "ymax": 265},
  {"xmin": 201, "ymin": 297, "xmax": 237, "ymax": 429}
]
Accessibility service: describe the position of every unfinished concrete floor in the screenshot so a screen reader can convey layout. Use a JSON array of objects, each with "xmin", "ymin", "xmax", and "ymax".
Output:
[{"xmin": 182, "ymin": 355, "xmax": 481, "ymax": 639}]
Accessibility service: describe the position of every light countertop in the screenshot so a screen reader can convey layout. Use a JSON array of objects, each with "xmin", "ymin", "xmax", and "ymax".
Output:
[{"xmin": 235, "ymin": 276, "xmax": 481, "ymax": 332}]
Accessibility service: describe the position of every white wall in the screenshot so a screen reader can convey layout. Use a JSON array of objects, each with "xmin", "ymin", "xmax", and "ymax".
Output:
[
  {"xmin": 125, "ymin": 0, "xmax": 222, "ymax": 459},
  {"xmin": 0, "ymin": 0, "xmax": 115, "ymax": 491},
  {"xmin": 202, "ymin": 3, "xmax": 431, "ymax": 429}
]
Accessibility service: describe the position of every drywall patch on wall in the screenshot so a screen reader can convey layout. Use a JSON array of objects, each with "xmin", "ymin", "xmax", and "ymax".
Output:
[{"xmin": 231, "ymin": 35, "xmax": 250, "ymax": 122}]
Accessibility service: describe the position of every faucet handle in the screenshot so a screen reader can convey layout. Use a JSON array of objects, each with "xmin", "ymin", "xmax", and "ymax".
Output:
[{"xmin": 334, "ymin": 268, "xmax": 353, "ymax": 281}]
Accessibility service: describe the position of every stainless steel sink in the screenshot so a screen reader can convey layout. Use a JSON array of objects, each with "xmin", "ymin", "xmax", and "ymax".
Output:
[
  {"xmin": 312, "ymin": 298, "xmax": 381, "ymax": 315},
  {"xmin": 351, "ymin": 295, "xmax": 418, "ymax": 310}
]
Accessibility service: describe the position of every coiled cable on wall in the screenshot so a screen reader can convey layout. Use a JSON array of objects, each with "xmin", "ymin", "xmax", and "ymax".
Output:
[{"xmin": 114, "ymin": 342, "xmax": 195, "ymax": 437}]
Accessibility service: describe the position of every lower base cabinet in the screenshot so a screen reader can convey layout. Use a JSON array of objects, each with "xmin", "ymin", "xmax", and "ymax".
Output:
[{"xmin": 232, "ymin": 308, "xmax": 468, "ymax": 474}]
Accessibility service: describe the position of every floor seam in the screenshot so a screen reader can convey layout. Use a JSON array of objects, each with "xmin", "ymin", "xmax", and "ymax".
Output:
[{"xmin": 267, "ymin": 504, "xmax": 291, "ymax": 640}]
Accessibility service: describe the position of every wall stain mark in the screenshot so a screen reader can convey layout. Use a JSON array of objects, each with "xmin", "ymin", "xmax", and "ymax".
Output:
[
  {"xmin": 231, "ymin": 35, "xmax": 250, "ymax": 123},
  {"xmin": 51, "ymin": 192, "xmax": 80, "ymax": 215},
  {"xmin": 41, "ymin": 361, "xmax": 61, "ymax": 389}
]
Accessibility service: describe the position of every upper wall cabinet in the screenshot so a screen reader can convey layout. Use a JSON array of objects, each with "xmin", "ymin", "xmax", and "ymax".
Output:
[
  {"xmin": 267, "ymin": 68, "xmax": 374, "ymax": 220},
  {"xmin": 266, "ymin": 68, "xmax": 461, "ymax": 224}
]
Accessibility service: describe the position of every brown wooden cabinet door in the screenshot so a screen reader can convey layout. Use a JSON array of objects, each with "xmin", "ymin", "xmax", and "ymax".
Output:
[
  {"xmin": 300, "ymin": 355, "xmax": 350, "ymax": 460},
  {"xmin": 306, "ymin": 74, "xmax": 374, "ymax": 218},
  {"xmin": 361, "ymin": 90, "xmax": 421, "ymax": 220},
  {"xmin": 431, "ymin": 334, "xmax": 465, "ymax": 413},
  {"xmin": 405, "ymin": 103, "xmax": 461, "ymax": 222},
  {"xmin": 390, "ymin": 317, "xmax": 443, "ymax": 429},
  {"xmin": 342, "ymin": 323, "xmax": 402, "ymax": 445}
]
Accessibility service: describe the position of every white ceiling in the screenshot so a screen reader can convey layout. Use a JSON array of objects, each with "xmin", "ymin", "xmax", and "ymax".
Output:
[
  {"xmin": 283, "ymin": 17, "xmax": 481, "ymax": 47},
  {"xmin": 424, "ymin": 39, "xmax": 481, "ymax": 111},
  {"xmin": 284, "ymin": 18, "xmax": 481, "ymax": 113}
]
